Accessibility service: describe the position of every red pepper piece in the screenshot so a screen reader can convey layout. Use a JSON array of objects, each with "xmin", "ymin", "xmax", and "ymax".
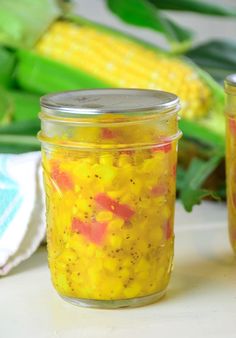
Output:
[
  {"xmin": 151, "ymin": 184, "xmax": 168, "ymax": 196},
  {"xmin": 163, "ymin": 219, "xmax": 172, "ymax": 240},
  {"xmin": 101, "ymin": 128, "xmax": 116, "ymax": 139},
  {"xmin": 120, "ymin": 150, "xmax": 134, "ymax": 156},
  {"xmin": 172, "ymin": 164, "xmax": 177, "ymax": 177},
  {"xmin": 232, "ymin": 193, "xmax": 236, "ymax": 209},
  {"xmin": 231, "ymin": 229, "xmax": 236, "ymax": 240},
  {"xmin": 71, "ymin": 218, "xmax": 107, "ymax": 245},
  {"xmin": 152, "ymin": 143, "xmax": 172, "ymax": 153},
  {"xmin": 95, "ymin": 193, "xmax": 134, "ymax": 221},
  {"xmin": 51, "ymin": 164, "xmax": 73, "ymax": 190},
  {"xmin": 229, "ymin": 118, "xmax": 236, "ymax": 134}
]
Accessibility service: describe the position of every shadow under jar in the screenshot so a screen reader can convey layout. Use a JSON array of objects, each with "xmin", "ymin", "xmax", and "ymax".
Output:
[
  {"xmin": 38, "ymin": 89, "xmax": 182, "ymax": 308},
  {"xmin": 225, "ymin": 75, "xmax": 236, "ymax": 255}
]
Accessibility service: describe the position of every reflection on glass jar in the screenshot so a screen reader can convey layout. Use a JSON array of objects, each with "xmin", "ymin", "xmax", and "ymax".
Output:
[
  {"xmin": 38, "ymin": 89, "xmax": 182, "ymax": 308},
  {"xmin": 225, "ymin": 75, "xmax": 236, "ymax": 254}
]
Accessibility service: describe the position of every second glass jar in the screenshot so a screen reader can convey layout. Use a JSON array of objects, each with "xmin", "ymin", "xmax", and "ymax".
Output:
[
  {"xmin": 225, "ymin": 75, "xmax": 236, "ymax": 254},
  {"xmin": 38, "ymin": 89, "xmax": 182, "ymax": 308}
]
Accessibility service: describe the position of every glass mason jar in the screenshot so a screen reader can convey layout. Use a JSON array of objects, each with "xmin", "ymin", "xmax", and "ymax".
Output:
[
  {"xmin": 225, "ymin": 74, "xmax": 236, "ymax": 254},
  {"xmin": 38, "ymin": 89, "xmax": 182, "ymax": 308}
]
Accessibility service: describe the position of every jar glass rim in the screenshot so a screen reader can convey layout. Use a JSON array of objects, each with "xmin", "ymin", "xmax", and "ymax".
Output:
[{"xmin": 40, "ymin": 88, "xmax": 180, "ymax": 119}]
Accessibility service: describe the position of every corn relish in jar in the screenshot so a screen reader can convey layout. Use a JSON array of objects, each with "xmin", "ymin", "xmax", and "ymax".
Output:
[
  {"xmin": 225, "ymin": 75, "xmax": 236, "ymax": 254},
  {"xmin": 38, "ymin": 89, "xmax": 182, "ymax": 308}
]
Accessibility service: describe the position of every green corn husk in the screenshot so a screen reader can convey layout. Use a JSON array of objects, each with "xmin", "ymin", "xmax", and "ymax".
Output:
[
  {"xmin": 0, "ymin": 89, "xmax": 41, "ymax": 153},
  {"xmin": 16, "ymin": 50, "xmax": 109, "ymax": 93},
  {"xmin": 9, "ymin": 90, "xmax": 40, "ymax": 121},
  {"xmin": 0, "ymin": 88, "xmax": 13, "ymax": 125}
]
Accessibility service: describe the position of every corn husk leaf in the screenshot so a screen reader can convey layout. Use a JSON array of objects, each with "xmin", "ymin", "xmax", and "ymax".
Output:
[
  {"xmin": 0, "ymin": 119, "xmax": 40, "ymax": 153},
  {"xmin": 186, "ymin": 40, "xmax": 236, "ymax": 83},
  {"xmin": 179, "ymin": 119, "xmax": 225, "ymax": 149},
  {"xmin": 178, "ymin": 152, "xmax": 224, "ymax": 211},
  {"xmin": 0, "ymin": 47, "xmax": 16, "ymax": 87},
  {"xmin": 106, "ymin": 0, "xmax": 193, "ymax": 51},
  {"xmin": 0, "ymin": 88, "xmax": 13, "ymax": 125},
  {"xmin": 0, "ymin": 0, "xmax": 61, "ymax": 48},
  {"xmin": 150, "ymin": 0, "xmax": 236, "ymax": 17}
]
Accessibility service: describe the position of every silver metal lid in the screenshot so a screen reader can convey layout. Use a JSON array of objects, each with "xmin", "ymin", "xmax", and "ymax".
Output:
[
  {"xmin": 40, "ymin": 88, "xmax": 180, "ymax": 118},
  {"xmin": 225, "ymin": 74, "xmax": 236, "ymax": 95}
]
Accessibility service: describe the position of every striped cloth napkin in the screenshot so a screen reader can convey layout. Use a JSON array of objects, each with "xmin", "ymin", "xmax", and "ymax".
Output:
[{"xmin": 0, "ymin": 152, "xmax": 46, "ymax": 275}]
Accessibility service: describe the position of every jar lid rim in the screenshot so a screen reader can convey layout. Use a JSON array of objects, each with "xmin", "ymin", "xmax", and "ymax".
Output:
[
  {"xmin": 225, "ymin": 74, "xmax": 236, "ymax": 94},
  {"xmin": 40, "ymin": 88, "xmax": 180, "ymax": 117},
  {"xmin": 225, "ymin": 74, "xmax": 236, "ymax": 86}
]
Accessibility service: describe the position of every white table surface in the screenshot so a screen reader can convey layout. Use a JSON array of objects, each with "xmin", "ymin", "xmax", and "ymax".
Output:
[{"xmin": 1, "ymin": 201, "xmax": 235, "ymax": 338}]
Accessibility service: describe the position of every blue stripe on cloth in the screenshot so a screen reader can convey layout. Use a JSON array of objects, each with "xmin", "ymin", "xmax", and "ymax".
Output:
[
  {"xmin": 0, "ymin": 156, "xmax": 22, "ymax": 239},
  {"xmin": 0, "ymin": 156, "xmax": 16, "ymax": 187},
  {"xmin": 0, "ymin": 195, "xmax": 23, "ymax": 238}
]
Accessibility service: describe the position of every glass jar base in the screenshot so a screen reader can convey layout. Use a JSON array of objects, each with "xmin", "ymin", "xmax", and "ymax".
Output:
[{"xmin": 59, "ymin": 289, "xmax": 166, "ymax": 309}]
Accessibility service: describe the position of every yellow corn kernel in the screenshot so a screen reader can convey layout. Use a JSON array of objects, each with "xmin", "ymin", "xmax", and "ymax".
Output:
[
  {"xmin": 96, "ymin": 211, "xmax": 113, "ymax": 222},
  {"xmin": 58, "ymin": 248, "xmax": 78, "ymax": 264},
  {"xmin": 118, "ymin": 154, "xmax": 132, "ymax": 167},
  {"xmin": 134, "ymin": 258, "xmax": 150, "ymax": 273},
  {"xmin": 123, "ymin": 257, "xmax": 132, "ymax": 268},
  {"xmin": 103, "ymin": 258, "xmax": 117, "ymax": 271},
  {"xmin": 110, "ymin": 279, "xmax": 123, "ymax": 298},
  {"xmin": 109, "ymin": 234, "xmax": 122, "ymax": 248},
  {"xmin": 70, "ymin": 271, "xmax": 81, "ymax": 284},
  {"xmin": 77, "ymin": 199, "xmax": 90, "ymax": 213},
  {"xmin": 118, "ymin": 268, "xmax": 130, "ymax": 280},
  {"xmin": 69, "ymin": 234, "xmax": 83, "ymax": 250},
  {"xmin": 95, "ymin": 249, "xmax": 104, "ymax": 259},
  {"xmin": 86, "ymin": 244, "xmax": 96, "ymax": 257},
  {"xmin": 72, "ymin": 206, "xmax": 78, "ymax": 215},
  {"xmin": 154, "ymin": 196, "xmax": 166, "ymax": 206},
  {"xmin": 54, "ymin": 260, "xmax": 67, "ymax": 272},
  {"xmin": 150, "ymin": 226, "xmax": 163, "ymax": 243},
  {"xmin": 101, "ymin": 166, "xmax": 118, "ymax": 185},
  {"xmin": 142, "ymin": 157, "xmax": 160, "ymax": 173},
  {"xmin": 108, "ymin": 189, "xmax": 125, "ymax": 199},
  {"xmin": 109, "ymin": 218, "xmax": 124, "ymax": 230},
  {"xmin": 124, "ymin": 282, "xmax": 141, "ymax": 298},
  {"xmin": 75, "ymin": 184, "xmax": 80, "ymax": 193},
  {"xmin": 88, "ymin": 267, "xmax": 101, "ymax": 284},
  {"xmin": 100, "ymin": 153, "xmax": 114, "ymax": 166},
  {"xmin": 163, "ymin": 206, "xmax": 171, "ymax": 220},
  {"xmin": 101, "ymin": 277, "xmax": 123, "ymax": 298},
  {"xmin": 55, "ymin": 274, "xmax": 71, "ymax": 294},
  {"xmin": 155, "ymin": 266, "xmax": 165, "ymax": 284}
]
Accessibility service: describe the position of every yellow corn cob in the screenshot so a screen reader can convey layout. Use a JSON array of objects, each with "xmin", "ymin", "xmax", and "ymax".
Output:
[{"xmin": 36, "ymin": 20, "xmax": 211, "ymax": 119}]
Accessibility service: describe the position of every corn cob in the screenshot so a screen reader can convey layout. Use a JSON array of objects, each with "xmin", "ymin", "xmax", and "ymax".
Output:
[
  {"xmin": 35, "ymin": 20, "xmax": 211, "ymax": 120},
  {"xmin": 16, "ymin": 17, "xmax": 225, "ymax": 137}
]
